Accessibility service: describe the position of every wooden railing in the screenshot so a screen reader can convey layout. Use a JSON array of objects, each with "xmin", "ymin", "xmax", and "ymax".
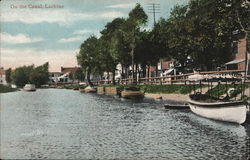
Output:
[{"xmin": 92, "ymin": 69, "xmax": 246, "ymax": 85}]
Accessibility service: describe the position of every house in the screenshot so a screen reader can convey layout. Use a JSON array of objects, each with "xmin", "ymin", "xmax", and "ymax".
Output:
[
  {"xmin": 225, "ymin": 38, "xmax": 248, "ymax": 71},
  {"xmin": 58, "ymin": 67, "xmax": 80, "ymax": 83},
  {"xmin": 149, "ymin": 59, "xmax": 175, "ymax": 77},
  {"xmin": 49, "ymin": 72, "xmax": 62, "ymax": 83},
  {"xmin": 0, "ymin": 67, "xmax": 7, "ymax": 85}
]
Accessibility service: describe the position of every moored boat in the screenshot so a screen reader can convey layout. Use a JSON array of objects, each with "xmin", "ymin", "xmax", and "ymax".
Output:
[
  {"xmin": 23, "ymin": 84, "xmax": 36, "ymax": 92},
  {"xmin": 121, "ymin": 87, "xmax": 144, "ymax": 99},
  {"xmin": 84, "ymin": 86, "xmax": 97, "ymax": 93},
  {"xmin": 188, "ymin": 94, "xmax": 247, "ymax": 124}
]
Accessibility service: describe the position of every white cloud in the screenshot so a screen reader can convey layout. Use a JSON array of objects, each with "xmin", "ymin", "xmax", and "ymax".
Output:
[
  {"xmin": 1, "ymin": 8, "xmax": 126, "ymax": 24},
  {"xmin": 106, "ymin": 3, "xmax": 135, "ymax": 9},
  {"xmin": 1, "ymin": 32, "xmax": 44, "ymax": 44},
  {"xmin": 100, "ymin": 11, "xmax": 125, "ymax": 19},
  {"xmin": 73, "ymin": 29, "xmax": 100, "ymax": 35},
  {"xmin": 73, "ymin": 29, "xmax": 101, "ymax": 38},
  {"xmin": 58, "ymin": 36, "xmax": 86, "ymax": 43},
  {"xmin": 1, "ymin": 47, "xmax": 78, "ymax": 72}
]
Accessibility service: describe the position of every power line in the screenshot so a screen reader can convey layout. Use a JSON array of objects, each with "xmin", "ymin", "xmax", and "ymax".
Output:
[{"xmin": 147, "ymin": 3, "xmax": 160, "ymax": 26}]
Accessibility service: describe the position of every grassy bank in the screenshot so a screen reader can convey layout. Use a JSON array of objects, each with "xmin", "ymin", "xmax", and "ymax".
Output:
[
  {"xmin": 0, "ymin": 84, "xmax": 18, "ymax": 93},
  {"xmin": 64, "ymin": 84, "xmax": 86, "ymax": 90},
  {"xmin": 98, "ymin": 84, "xmax": 207, "ymax": 94}
]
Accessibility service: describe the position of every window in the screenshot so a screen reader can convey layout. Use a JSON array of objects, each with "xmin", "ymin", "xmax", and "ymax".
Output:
[{"xmin": 232, "ymin": 42, "xmax": 238, "ymax": 54}]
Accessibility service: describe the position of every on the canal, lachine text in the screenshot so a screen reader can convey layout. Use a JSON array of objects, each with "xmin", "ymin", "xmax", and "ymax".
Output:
[{"xmin": 10, "ymin": 4, "xmax": 64, "ymax": 9}]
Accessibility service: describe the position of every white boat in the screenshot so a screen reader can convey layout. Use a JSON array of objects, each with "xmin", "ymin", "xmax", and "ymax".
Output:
[
  {"xmin": 188, "ymin": 94, "xmax": 247, "ymax": 124},
  {"xmin": 23, "ymin": 84, "xmax": 36, "ymax": 91}
]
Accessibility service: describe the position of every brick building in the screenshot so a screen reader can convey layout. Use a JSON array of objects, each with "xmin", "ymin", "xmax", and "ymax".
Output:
[
  {"xmin": 148, "ymin": 59, "xmax": 174, "ymax": 77},
  {"xmin": 61, "ymin": 67, "xmax": 79, "ymax": 75},
  {"xmin": 225, "ymin": 38, "xmax": 248, "ymax": 70}
]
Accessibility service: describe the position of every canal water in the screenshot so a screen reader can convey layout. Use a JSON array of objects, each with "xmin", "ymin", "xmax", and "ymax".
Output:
[{"xmin": 1, "ymin": 89, "xmax": 249, "ymax": 159}]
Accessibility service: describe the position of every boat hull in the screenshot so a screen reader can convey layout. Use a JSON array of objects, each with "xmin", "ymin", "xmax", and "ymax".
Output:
[
  {"xmin": 23, "ymin": 89, "xmax": 36, "ymax": 92},
  {"xmin": 85, "ymin": 89, "xmax": 96, "ymax": 93},
  {"xmin": 121, "ymin": 90, "xmax": 144, "ymax": 99},
  {"xmin": 188, "ymin": 99, "xmax": 247, "ymax": 124},
  {"xmin": 23, "ymin": 84, "xmax": 36, "ymax": 92},
  {"xmin": 84, "ymin": 86, "xmax": 97, "ymax": 93}
]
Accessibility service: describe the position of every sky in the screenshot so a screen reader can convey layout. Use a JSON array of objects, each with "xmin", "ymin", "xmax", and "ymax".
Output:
[{"xmin": 0, "ymin": 0, "xmax": 188, "ymax": 72}]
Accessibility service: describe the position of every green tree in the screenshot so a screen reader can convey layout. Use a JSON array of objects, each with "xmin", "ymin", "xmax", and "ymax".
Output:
[
  {"xmin": 149, "ymin": 18, "xmax": 170, "ymax": 76},
  {"xmin": 74, "ymin": 68, "xmax": 85, "ymax": 81},
  {"xmin": 5, "ymin": 68, "xmax": 12, "ymax": 84},
  {"xmin": 100, "ymin": 18, "xmax": 126, "ymax": 84},
  {"xmin": 77, "ymin": 36, "xmax": 102, "ymax": 86},
  {"xmin": 120, "ymin": 3, "xmax": 148, "ymax": 82},
  {"xmin": 29, "ymin": 62, "xmax": 49, "ymax": 87},
  {"xmin": 165, "ymin": 5, "xmax": 194, "ymax": 72},
  {"xmin": 160, "ymin": 0, "xmax": 249, "ymax": 72},
  {"xmin": 11, "ymin": 62, "xmax": 49, "ymax": 87},
  {"xmin": 11, "ymin": 65, "xmax": 34, "ymax": 87}
]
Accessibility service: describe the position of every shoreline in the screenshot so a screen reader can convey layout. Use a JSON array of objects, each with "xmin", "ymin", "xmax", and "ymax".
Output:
[{"xmin": 144, "ymin": 93, "xmax": 189, "ymax": 103}]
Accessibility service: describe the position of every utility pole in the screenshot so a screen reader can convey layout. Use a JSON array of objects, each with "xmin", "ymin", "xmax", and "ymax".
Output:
[
  {"xmin": 148, "ymin": 3, "xmax": 160, "ymax": 26},
  {"xmin": 148, "ymin": 3, "xmax": 160, "ymax": 77}
]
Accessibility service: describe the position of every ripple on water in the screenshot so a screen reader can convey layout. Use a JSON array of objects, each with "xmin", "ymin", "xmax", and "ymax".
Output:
[{"xmin": 0, "ymin": 89, "xmax": 249, "ymax": 159}]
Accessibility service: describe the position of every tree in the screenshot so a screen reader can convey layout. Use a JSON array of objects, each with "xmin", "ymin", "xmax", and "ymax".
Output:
[
  {"xmin": 11, "ymin": 65, "xmax": 34, "ymax": 87},
  {"xmin": 74, "ymin": 68, "xmax": 85, "ymax": 81},
  {"xmin": 100, "ymin": 18, "xmax": 127, "ymax": 84},
  {"xmin": 11, "ymin": 62, "xmax": 49, "ymax": 87},
  {"xmin": 29, "ymin": 62, "xmax": 49, "ymax": 87},
  {"xmin": 187, "ymin": 0, "xmax": 249, "ymax": 70},
  {"xmin": 77, "ymin": 36, "xmax": 102, "ymax": 87},
  {"xmin": 120, "ymin": 3, "xmax": 148, "ymax": 83},
  {"xmin": 149, "ymin": 18, "xmax": 170, "ymax": 76},
  {"xmin": 159, "ymin": 0, "xmax": 249, "ymax": 72},
  {"xmin": 69, "ymin": 68, "xmax": 85, "ymax": 82},
  {"xmin": 5, "ymin": 68, "xmax": 12, "ymax": 84},
  {"xmin": 165, "ymin": 5, "xmax": 194, "ymax": 72},
  {"xmin": 231, "ymin": 0, "xmax": 250, "ymax": 75}
]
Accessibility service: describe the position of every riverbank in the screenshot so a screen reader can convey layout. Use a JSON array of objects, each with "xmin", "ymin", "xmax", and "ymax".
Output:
[
  {"xmin": 0, "ymin": 84, "xmax": 18, "ymax": 93},
  {"xmin": 97, "ymin": 83, "xmax": 250, "ymax": 102},
  {"xmin": 144, "ymin": 93, "xmax": 189, "ymax": 102}
]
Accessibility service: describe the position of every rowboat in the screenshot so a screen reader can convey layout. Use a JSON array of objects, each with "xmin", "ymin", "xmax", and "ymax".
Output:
[
  {"xmin": 23, "ymin": 84, "xmax": 36, "ymax": 92},
  {"xmin": 188, "ymin": 94, "xmax": 247, "ymax": 124},
  {"xmin": 121, "ymin": 87, "xmax": 144, "ymax": 99}
]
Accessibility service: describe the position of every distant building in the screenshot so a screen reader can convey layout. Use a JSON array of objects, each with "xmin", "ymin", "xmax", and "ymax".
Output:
[
  {"xmin": 61, "ymin": 67, "xmax": 79, "ymax": 75},
  {"xmin": 58, "ymin": 67, "xmax": 80, "ymax": 83},
  {"xmin": 149, "ymin": 59, "xmax": 174, "ymax": 77},
  {"xmin": 225, "ymin": 38, "xmax": 248, "ymax": 70},
  {"xmin": 49, "ymin": 72, "xmax": 62, "ymax": 83},
  {"xmin": 0, "ymin": 67, "xmax": 7, "ymax": 85}
]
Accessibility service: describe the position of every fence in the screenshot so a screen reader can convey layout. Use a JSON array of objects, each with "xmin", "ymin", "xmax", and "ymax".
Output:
[{"xmin": 92, "ymin": 69, "xmax": 246, "ymax": 85}]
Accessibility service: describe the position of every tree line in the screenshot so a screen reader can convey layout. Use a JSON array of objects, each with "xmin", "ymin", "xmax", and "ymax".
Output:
[
  {"xmin": 76, "ymin": 0, "xmax": 249, "ymax": 86},
  {"xmin": 5, "ymin": 62, "xmax": 49, "ymax": 87}
]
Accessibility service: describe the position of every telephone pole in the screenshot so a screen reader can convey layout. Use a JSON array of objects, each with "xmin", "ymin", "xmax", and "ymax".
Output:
[
  {"xmin": 147, "ymin": 3, "xmax": 160, "ymax": 26},
  {"xmin": 148, "ymin": 3, "xmax": 160, "ymax": 77}
]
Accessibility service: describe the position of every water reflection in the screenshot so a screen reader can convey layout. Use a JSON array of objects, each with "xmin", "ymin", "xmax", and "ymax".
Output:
[{"xmin": 1, "ymin": 89, "xmax": 249, "ymax": 159}]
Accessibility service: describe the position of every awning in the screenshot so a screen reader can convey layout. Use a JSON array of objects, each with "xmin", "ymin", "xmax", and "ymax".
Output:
[
  {"xmin": 225, "ymin": 59, "xmax": 245, "ymax": 65},
  {"xmin": 58, "ymin": 72, "xmax": 69, "ymax": 78},
  {"xmin": 164, "ymin": 68, "xmax": 174, "ymax": 75}
]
